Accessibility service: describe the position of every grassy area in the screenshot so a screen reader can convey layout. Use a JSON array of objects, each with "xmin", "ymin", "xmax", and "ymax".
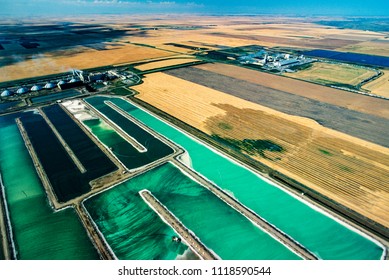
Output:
[
  {"xmin": 362, "ymin": 70, "xmax": 389, "ymax": 98},
  {"xmin": 212, "ymin": 135, "xmax": 285, "ymax": 159},
  {"xmin": 319, "ymin": 149, "xmax": 333, "ymax": 156},
  {"xmin": 285, "ymin": 62, "xmax": 377, "ymax": 87}
]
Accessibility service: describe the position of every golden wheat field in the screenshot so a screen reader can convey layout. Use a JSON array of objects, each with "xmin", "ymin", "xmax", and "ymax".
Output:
[
  {"xmin": 338, "ymin": 40, "xmax": 389, "ymax": 57},
  {"xmin": 0, "ymin": 44, "xmax": 175, "ymax": 82},
  {"xmin": 362, "ymin": 70, "xmax": 389, "ymax": 98},
  {"xmin": 135, "ymin": 58, "xmax": 200, "ymax": 71},
  {"xmin": 133, "ymin": 72, "xmax": 389, "ymax": 228}
]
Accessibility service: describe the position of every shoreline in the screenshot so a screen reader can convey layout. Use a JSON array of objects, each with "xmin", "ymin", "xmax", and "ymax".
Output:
[
  {"xmin": 139, "ymin": 189, "xmax": 219, "ymax": 260},
  {"xmin": 0, "ymin": 174, "xmax": 17, "ymax": 260}
]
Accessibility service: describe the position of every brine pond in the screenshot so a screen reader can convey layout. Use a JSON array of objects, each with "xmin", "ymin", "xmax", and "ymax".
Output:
[
  {"xmin": 84, "ymin": 162, "xmax": 300, "ymax": 260},
  {"xmin": 0, "ymin": 113, "xmax": 99, "ymax": 259},
  {"xmin": 0, "ymin": 95, "xmax": 385, "ymax": 260},
  {"xmin": 85, "ymin": 96, "xmax": 385, "ymax": 260}
]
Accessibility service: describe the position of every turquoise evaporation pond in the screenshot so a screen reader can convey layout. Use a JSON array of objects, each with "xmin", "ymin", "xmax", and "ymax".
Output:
[
  {"xmin": 0, "ymin": 114, "xmax": 99, "ymax": 260},
  {"xmin": 86, "ymin": 96, "xmax": 384, "ymax": 260},
  {"xmin": 84, "ymin": 162, "xmax": 300, "ymax": 260},
  {"xmin": 84, "ymin": 170, "xmax": 190, "ymax": 260},
  {"xmin": 83, "ymin": 118, "xmax": 142, "ymax": 169}
]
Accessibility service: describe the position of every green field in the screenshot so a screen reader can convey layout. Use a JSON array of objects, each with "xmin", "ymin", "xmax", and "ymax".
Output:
[{"xmin": 285, "ymin": 62, "xmax": 377, "ymax": 87}]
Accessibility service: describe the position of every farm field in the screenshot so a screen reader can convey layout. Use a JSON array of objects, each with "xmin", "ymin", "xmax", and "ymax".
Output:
[
  {"xmin": 337, "ymin": 40, "xmax": 389, "ymax": 57},
  {"xmin": 0, "ymin": 44, "xmax": 175, "ymax": 82},
  {"xmin": 166, "ymin": 66, "xmax": 389, "ymax": 148},
  {"xmin": 362, "ymin": 70, "xmax": 389, "ymax": 98},
  {"xmin": 133, "ymin": 72, "xmax": 389, "ymax": 228},
  {"xmin": 284, "ymin": 62, "xmax": 377, "ymax": 86},
  {"xmin": 193, "ymin": 63, "xmax": 388, "ymax": 118},
  {"xmin": 135, "ymin": 58, "xmax": 200, "ymax": 71},
  {"xmin": 1, "ymin": 15, "xmax": 389, "ymax": 82}
]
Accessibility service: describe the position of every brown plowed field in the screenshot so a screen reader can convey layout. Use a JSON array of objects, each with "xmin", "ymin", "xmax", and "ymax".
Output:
[
  {"xmin": 194, "ymin": 63, "xmax": 389, "ymax": 119},
  {"xmin": 166, "ymin": 66, "xmax": 389, "ymax": 148},
  {"xmin": 208, "ymin": 33, "xmax": 361, "ymax": 49},
  {"xmin": 133, "ymin": 72, "xmax": 389, "ymax": 228}
]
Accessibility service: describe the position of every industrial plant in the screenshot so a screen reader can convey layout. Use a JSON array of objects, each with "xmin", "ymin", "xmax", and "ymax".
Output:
[
  {"xmin": 0, "ymin": 68, "xmax": 139, "ymax": 103},
  {"xmin": 238, "ymin": 49, "xmax": 316, "ymax": 71}
]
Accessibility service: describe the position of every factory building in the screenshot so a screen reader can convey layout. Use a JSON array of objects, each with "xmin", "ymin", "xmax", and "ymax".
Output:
[
  {"xmin": 58, "ymin": 80, "xmax": 84, "ymax": 90},
  {"xmin": 88, "ymin": 73, "xmax": 106, "ymax": 82},
  {"xmin": 273, "ymin": 59, "xmax": 300, "ymax": 68}
]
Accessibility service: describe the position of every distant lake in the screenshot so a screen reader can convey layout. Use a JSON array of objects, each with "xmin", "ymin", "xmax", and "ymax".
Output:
[{"xmin": 303, "ymin": 50, "xmax": 389, "ymax": 68}]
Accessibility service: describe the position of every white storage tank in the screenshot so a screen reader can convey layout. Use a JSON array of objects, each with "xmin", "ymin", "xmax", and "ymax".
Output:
[
  {"xmin": 17, "ymin": 87, "xmax": 29, "ymax": 94},
  {"xmin": 69, "ymin": 78, "xmax": 80, "ymax": 83},
  {"xmin": 1, "ymin": 89, "xmax": 13, "ymax": 97},
  {"xmin": 31, "ymin": 85, "xmax": 42, "ymax": 91},
  {"xmin": 44, "ymin": 82, "xmax": 56, "ymax": 89}
]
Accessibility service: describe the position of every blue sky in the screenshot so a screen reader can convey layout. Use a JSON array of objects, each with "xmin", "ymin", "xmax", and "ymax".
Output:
[{"xmin": 2, "ymin": 0, "xmax": 389, "ymax": 16}]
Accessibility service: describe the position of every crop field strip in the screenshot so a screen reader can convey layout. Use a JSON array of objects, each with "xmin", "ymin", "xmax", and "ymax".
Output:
[
  {"xmin": 135, "ymin": 58, "xmax": 200, "ymax": 71},
  {"xmin": 133, "ymin": 73, "xmax": 389, "ymax": 228},
  {"xmin": 205, "ymin": 33, "xmax": 362, "ymax": 49},
  {"xmin": 193, "ymin": 63, "xmax": 389, "ymax": 119},
  {"xmin": 165, "ymin": 66, "xmax": 389, "ymax": 148}
]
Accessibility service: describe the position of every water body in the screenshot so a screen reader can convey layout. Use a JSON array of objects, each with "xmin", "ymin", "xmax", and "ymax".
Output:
[
  {"xmin": 86, "ymin": 99, "xmax": 174, "ymax": 163},
  {"xmin": 20, "ymin": 106, "xmax": 116, "ymax": 202},
  {"xmin": 303, "ymin": 50, "xmax": 389, "ymax": 67},
  {"xmin": 0, "ymin": 113, "xmax": 99, "ymax": 259},
  {"xmin": 20, "ymin": 112, "xmax": 88, "ymax": 202},
  {"xmin": 30, "ymin": 90, "xmax": 81, "ymax": 104},
  {"xmin": 84, "ymin": 118, "xmax": 161, "ymax": 170},
  {"xmin": 0, "ymin": 101, "xmax": 23, "ymax": 113},
  {"xmin": 85, "ymin": 163, "xmax": 300, "ymax": 260},
  {"xmin": 43, "ymin": 104, "xmax": 117, "ymax": 181},
  {"xmin": 86, "ymin": 96, "xmax": 384, "ymax": 260},
  {"xmin": 0, "ymin": 243, "xmax": 3, "ymax": 260}
]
